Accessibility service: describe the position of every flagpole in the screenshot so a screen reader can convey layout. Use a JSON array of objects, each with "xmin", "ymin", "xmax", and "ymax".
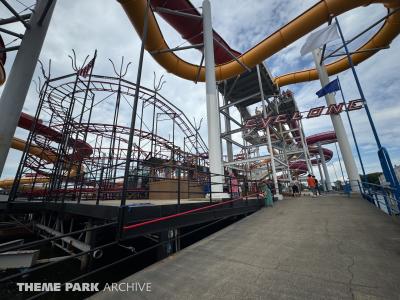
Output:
[
  {"xmin": 336, "ymin": 76, "xmax": 366, "ymax": 178},
  {"xmin": 334, "ymin": 17, "xmax": 381, "ymax": 149},
  {"xmin": 335, "ymin": 17, "xmax": 400, "ymax": 203}
]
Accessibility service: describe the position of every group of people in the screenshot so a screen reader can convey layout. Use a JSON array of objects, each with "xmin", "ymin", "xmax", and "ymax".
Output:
[
  {"xmin": 307, "ymin": 174, "xmax": 322, "ymax": 197},
  {"xmin": 226, "ymin": 169, "xmax": 323, "ymax": 206}
]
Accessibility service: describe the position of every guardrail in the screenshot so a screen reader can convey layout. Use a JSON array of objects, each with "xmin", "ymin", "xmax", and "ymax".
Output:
[
  {"xmin": 357, "ymin": 181, "xmax": 400, "ymax": 216},
  {"xmin": 8, "ymin": 157, "xmax": 263, "ymax": 208}
]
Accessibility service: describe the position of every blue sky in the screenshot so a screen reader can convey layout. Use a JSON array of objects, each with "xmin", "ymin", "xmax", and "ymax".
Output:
[{"xmin": 0, "ymin": 0, "xmax": 399, "ymax": 182}]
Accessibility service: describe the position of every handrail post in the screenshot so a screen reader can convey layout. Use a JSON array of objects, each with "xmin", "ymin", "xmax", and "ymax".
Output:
[
  {"xmin": 229, "ymin": 175, "xmax": 232, "ymax": 200},
  {"xmin": 381, "ymin": 185, "xmax": 392, "ymax": 216},
  {"xmin": 177, "ymin": 165, "xmax": 181, "ymax": 212},
  {"xmin": 208, "ymin": 172, "xmax": 212, "ymax": 204},
  {"xmin": 374, "ymin": 191, "xmax": 381, "ymax": 210},
  {"xmin": 97, "ymin": 166, "xmax": 104, "ymax": 205}
]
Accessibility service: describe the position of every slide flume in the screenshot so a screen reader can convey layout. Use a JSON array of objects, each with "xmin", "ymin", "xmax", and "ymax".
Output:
[{"xmin": 118, "ymin": 0, "xmax": 400, "ymax": 85}]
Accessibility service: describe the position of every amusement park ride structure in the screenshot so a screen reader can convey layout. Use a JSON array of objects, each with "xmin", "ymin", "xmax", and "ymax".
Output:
[
  {"xmin": 0, "ymin": 0, "xmax": 399, "ymax": 197},
  {"xmin": 2, "ymin": 56, "xmax": 211, "ymax": 202},
  {"xmin": 0, "ymin": 0, "xmax": 399, "ymax": 286}
]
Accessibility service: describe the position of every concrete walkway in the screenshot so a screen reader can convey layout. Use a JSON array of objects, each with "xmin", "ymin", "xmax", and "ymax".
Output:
[{"xmin": 93, "ymin": 195, "xmax": 400, "ymax": 299}]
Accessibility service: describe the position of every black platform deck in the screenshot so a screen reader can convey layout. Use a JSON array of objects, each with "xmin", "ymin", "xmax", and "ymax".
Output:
[{"xmin": 0, "ymin": 196, "xmax": 263, "ymax": 240}]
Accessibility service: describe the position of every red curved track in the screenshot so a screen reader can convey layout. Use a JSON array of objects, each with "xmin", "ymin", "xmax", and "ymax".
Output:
[{"xmin": 18, "ymin": 112, "xmax": 93, "ymax": 160}]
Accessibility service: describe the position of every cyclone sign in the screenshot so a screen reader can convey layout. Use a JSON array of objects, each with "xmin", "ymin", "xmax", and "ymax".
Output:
[{"xmin": 244, "ymin": 99, "xmax": 363, "ymax": 129}]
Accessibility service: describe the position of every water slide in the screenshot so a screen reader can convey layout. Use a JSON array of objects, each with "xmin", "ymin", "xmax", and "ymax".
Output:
[
  {"xmin": 118, "ymin": 0, "xmax": 400, "ymax": 84},
  {"xmin": 118, "ymin": 0, "xmax": 397, "ymax": 179},
  {"xmin": 251, "ymin": 131, "xmax": 336, "ymax": 177},
  {"xmin": 1, "ymin": 0, "xmax": 397, "ymax": 188}
]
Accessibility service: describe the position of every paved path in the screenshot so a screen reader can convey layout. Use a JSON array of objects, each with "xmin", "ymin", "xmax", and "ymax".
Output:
[{"xmin": 92, "ymin": 195, "xmax": 400, "ymax": 299}]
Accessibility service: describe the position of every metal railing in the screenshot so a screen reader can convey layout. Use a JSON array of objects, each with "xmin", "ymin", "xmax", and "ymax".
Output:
[
  {"xmin": 9, "ymin": 157, "xmax": 263, "ymax": 208},
  {"xmin": 357, "ymin": 181, "xmax": 400, "ymax": 216}
]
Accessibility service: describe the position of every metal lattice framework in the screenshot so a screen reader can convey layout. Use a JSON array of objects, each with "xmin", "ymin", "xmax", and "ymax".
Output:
[{"xmin": 10, "ymin": 67, "xmax": 209, "ymax": 201}]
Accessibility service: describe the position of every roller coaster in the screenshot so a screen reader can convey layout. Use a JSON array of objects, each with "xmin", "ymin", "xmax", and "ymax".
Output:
[
  {"xmin": 0, "ymin": 0, "xmax": 399, "ymax": 295},
  {"xmin": 0, "ymin": 0, "xmax": 399, "ymax": 197}
]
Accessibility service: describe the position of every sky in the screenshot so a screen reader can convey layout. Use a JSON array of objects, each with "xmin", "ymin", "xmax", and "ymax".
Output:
[{"xmin": 0, "ymin": 0, "xmax": 399, "ymax": 183}]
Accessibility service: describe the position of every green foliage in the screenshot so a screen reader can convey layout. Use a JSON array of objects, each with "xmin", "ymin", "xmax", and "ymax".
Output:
[{"xmin": 360, "ymin": 172, "xmax": 382, "ymax": 185}]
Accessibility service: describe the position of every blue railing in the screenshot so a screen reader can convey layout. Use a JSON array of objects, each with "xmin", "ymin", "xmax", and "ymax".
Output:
[{"xmin": 357, "ymin": 181, "xmax": 400, "ymax": 216}]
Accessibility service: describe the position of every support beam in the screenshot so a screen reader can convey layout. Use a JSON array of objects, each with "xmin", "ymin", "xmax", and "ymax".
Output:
[
  {"xmin": 223, "ymin": 155, "xmax": 271, "ymax": 167},
  {"xmin": 203, "ymin": 0, "xmax": 225, "ymax": 197},
  {"xmin": 324, "ymin": 8, "xmax": 400, "ymax": 61},
  {"xmin": 328, "ymin": 46, "xmax": 390, "ymax": 58},
  {"xmin": 153, "ymin": 7, "xmax": 203, "ymax": 20},
  {"xmin": 223, "ymin": 136, "xmax": 244, "ymax": 149},
  {"xmin": 213, "ymin": 37, "xmax": 251, "ymax": 72},
  {"xmin": 298, "ymin": 120, "xmax": 312, "ymax": 174},
  {"xmin": 318, "ymin": 143, "xmax": 332, "ymax": 191},
  {"xmin": 317, "ymin": 157, "xmax": 326, "ymax": 192},
  {"xmin": 0, "ymin": 0, "xmax": 57, "ymax": 177},
  {"xmin": 0, "ymin": 0, "xmax": 30, "ymax": 28},
  {"xmin": 219, "ymin": 92, "xmax": 260, "ymax": 110},
  {"xmin": 219, "ymin": 110, "xmax": 242, "ymax": 128},
  {"xmin": 151, "ymin": 43, "xmax": 203, "ymax": 55},
  {"xmin": 0, "ymin": 46, "xmax": 19, "ymax": 53},
  {"xmin": 225, "ymin": 75, "xmax": 240, "ymax": 99},
  {"xmin": 222, "ymin": 89, "xmax": 233, "ymax": 162},
  {"xmin": 0, "ymin": 13, "xmax": 30, "ymax": 26},
  {"xmin": 221, "ymin": 127, "xmax": 245, "ymax": 137},
  {"xmin": 312, "ymin": 48, "xmax": 360, "ymax": 192},
  {"xmin": 256, "ymin": 64, "xmax": 281, "ymax": 199},
  {"xmin": 0, "ymin": 27, "xmax": 23, "ymax": 38}
]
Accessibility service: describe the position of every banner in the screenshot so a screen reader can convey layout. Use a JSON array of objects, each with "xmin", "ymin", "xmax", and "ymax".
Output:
[{"xmin": 300, "ymin": 23, "xmax": 340, "ymax": 56}]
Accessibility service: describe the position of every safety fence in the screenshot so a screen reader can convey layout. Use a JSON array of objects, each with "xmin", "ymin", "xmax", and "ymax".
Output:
[
  {"xmin": 358, "ymin": 181, "xmax": 400, "ymax": 216},
  {"xmin": 8, "ymin": 157, "xmax": 262, "ymax": 208}
]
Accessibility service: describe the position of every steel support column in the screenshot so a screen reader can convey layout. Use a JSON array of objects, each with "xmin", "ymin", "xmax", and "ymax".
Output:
[
  {"xmin": 203, "ymin": 0, "xmax": 224, "ymax": 196},
  {"xmin": 317, "ymin": 156, "xmax": 326, "ymax": 192},
  {"xmin": 256, "ymin": 64, "xmax": 280, "ymax": 199},
  {"xmin": 223, "ymin": 86, "xmax": 233, "ymax": 162},
  {"xmin": 298, "ymin": 120, "xmax": 312, "ymax": 174},
  {"xmin": 0, "ymin": 0, "xmax": 57, "ymax": 176},
  {"xmin": 312, "ymin": 48, "xmax": 360, "ymax": 192},
  {"xmin": 318, "ymin": 143, "xmax": 332, "ymax": 191}
]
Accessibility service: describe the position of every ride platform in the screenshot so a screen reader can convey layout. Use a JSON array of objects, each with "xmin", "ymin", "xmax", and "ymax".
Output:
[{"xmin": 0, "ymin": 196, "xmax": 263, "ymax": 239}]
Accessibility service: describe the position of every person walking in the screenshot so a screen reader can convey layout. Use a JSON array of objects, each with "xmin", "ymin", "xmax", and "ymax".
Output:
[
  {"xmin": 313, "ymin": 175, "xmax": 322, "ymax": 195},
  {"xmin": 307, "ymin": 174, "xmax": 317, "ymax": 197},
  {"xmin": 229, "ymin": 170, "xmax": 240, "ymax": 199},
  {"xmin": 291, "ymin": 178, "xmax": 300, "ymax": 197},
  {"xmin": 260, "ymin": 180, "xmax": 273, "ymax": 207}
]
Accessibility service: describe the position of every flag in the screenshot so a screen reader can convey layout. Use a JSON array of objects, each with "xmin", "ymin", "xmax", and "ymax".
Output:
[
  {"xmin": 300, "ymin": 23, "xmax": 340, "ymax": 56},
  {"xmin": 316, "ymin": 78, "xmax": 340, "ymax": 97},
  {"xmin": 77, "ymin": 58, "xmax": 95, "ymax": 78}
]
